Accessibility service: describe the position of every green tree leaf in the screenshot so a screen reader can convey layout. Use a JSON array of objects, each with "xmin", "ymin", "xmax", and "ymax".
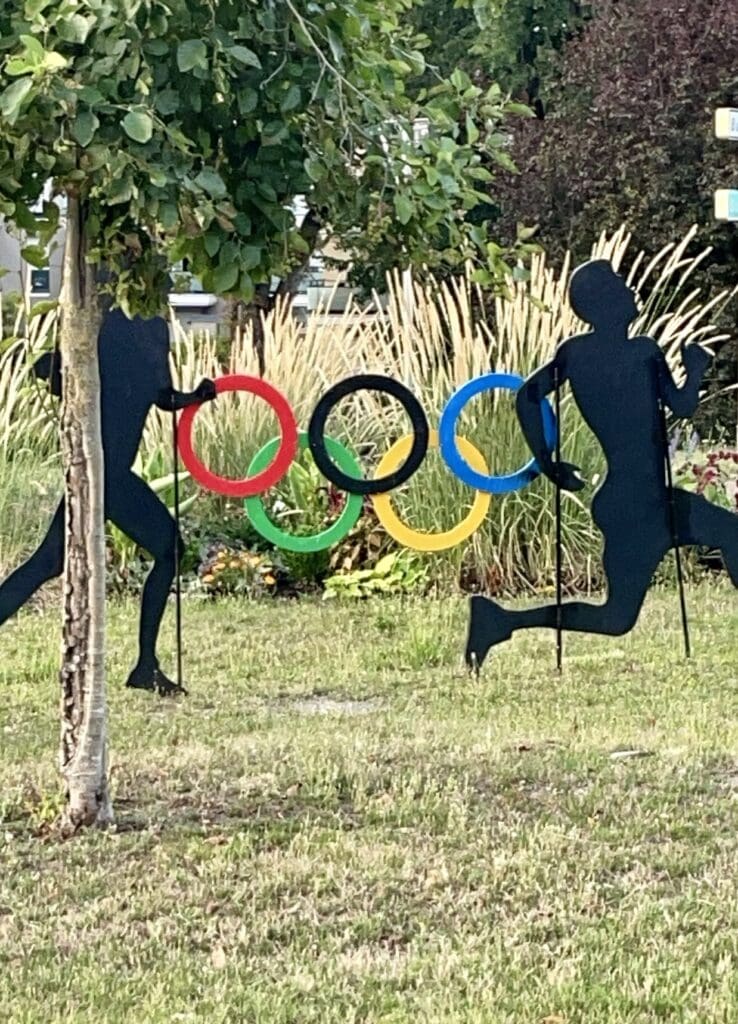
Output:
[
  {"xmin": 230, "ymin": 45, "xmax": 261, "ymax": 68},
  {"xmin": 0, "ymin": 77, "xmax": 34, "ymax": 124},
  {"xmin": 204, "ymin": 233, "xmax": 221, "ymax": 257},
  {"xmin": 194, "ymin": 168, "xmax": 227, "ymax": 199},
  {"xmin": 19, "ymin": 34, "xmax": 44, "ymax": 61},
  {"xmin": 241, "ymin": 244, "xmax": 262, "ymax": 269},
  {"xmin": 177, "ymin": 39, "xmax": 208, "ymax": 72},
  {"xmin": 20, "ymin": 244, "xmax": 48, "ymax": 268},
  {"xmin": 122, "ymin": 110, "xmax": 153, "ymax": 144},
  {"xmin": 281, "ymin": 83, "xmax": 301, "ymax": 112},
  {"xmin": 13, "ymin": 201, "xmax": 39, "ymax": 232},
  {"xmin": 394, "ymin": 194, "xmax": 414, "ymax": 225},
  {"xmin": 213, "ymin": 260, "xmax": 239, "ymax": 294},
  {"xmin": 57, "ymin": 13, "xmax": 94, "ymax": 44},
  {"xmin": 72, "ymin": 110, "xmax": 100, "ymax": 148},
  {"xmin": 155, "ymin": 89, "xmax": 180, "ymax": 116},
  {"xmin": 305, "ymin": 158, "xmax": 324, "ymax": 183},
  {"xmin": 143, "ymin": 39, "xmax": 169, "ymax": 56},
  {"xmin": 6, "ymin": 57, "xmax": 35, "ymax": 76}
]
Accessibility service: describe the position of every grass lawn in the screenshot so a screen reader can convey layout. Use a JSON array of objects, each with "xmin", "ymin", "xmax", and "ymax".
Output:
[{"xmin": 1, "ymin": 584, "xmax": 738, "ymax": 1023}]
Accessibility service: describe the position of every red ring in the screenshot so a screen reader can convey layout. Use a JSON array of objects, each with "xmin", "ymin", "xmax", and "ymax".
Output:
[{"xmin": 178, "ymin": 375, "xmax": 299, "ymax": 498}]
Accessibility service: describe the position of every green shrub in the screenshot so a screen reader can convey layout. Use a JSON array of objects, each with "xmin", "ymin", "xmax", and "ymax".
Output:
[
  {"xmin": 674, "ymin": 443, "xmax": 738, "ymax": 513},
  {"xmin": 323, "ymin": 552, "xmax": 428, "ymax": 600}
]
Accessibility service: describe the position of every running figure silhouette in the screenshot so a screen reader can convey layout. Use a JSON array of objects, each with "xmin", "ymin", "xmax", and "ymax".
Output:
[
  {"xmin": 466, "ymin": 259, "xmax": 738, "ymax": 670},
  {"xmin": 0, "ymin": 309, "xmax": 216, "ymax": 696}
]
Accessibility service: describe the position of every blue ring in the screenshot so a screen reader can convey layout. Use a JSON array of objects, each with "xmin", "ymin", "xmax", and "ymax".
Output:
[{"xmin": 438, "ymin": 372, "xmax": 558, "ymax": 494}]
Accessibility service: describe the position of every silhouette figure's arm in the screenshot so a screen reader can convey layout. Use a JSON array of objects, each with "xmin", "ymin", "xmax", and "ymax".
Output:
[
  {"xmin": 517, "ymin": 359, "xmax": 559, "ymax": 479},
  {"xmin": 652, "ymin": 342, "xmax": 711, "ymax": 419},
  {"xmin": 516, "ymin": 345, "xmax": 584, "ymax": 492},
  {"xmin": 156, "ymin": 379, "xmax": 217, "ymax": 412}
]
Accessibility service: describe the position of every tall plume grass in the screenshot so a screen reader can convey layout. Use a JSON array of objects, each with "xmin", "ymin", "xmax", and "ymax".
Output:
[
  {"xmin": 0, "ymin": 295, "xmax": 61, "ymax": 574},
  {"xmin": 143, "ymin": 225, "xmax": 735, "ymax": 593},
  {"xmin": 0, "ymin": 226, "xmax": 734, "ymax": 591},
  {"xmin": 0, "ymin": 300, "xmax": 59, "ymax": 462}
]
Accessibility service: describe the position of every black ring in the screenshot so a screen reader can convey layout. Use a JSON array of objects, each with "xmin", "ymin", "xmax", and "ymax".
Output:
[{"xmin": 308, "ymin": 375, "xmax": 430, "ymax": 495}]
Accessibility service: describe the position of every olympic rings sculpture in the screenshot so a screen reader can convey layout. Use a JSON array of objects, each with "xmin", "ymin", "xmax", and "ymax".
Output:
[{"xmin": 178, "ymin": 373, "xmax": 559, "ymax": 554}]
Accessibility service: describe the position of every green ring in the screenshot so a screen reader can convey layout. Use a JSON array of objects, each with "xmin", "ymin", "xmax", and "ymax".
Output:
[{"xmin": 244, "ymin": 432, "xmax": 364, "ymax": 553}]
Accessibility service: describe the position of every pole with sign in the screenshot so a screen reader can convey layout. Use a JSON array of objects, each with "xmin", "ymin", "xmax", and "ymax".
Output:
[
  {"xmin": 713, "ymin": 109, "xmax": 738, "ymax": 441},
  {"xmin": 714, "ymin": 109, "xmax": 738, "ymax": 221}
]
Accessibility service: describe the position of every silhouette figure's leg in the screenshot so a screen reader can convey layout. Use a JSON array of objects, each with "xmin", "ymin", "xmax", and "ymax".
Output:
[
  {"xmin": 466, "ymin": 526, "xmax": 669, "ymax": 669},
  {"xmin": 0, "ymin": 502, "xmax": 64, "ymax": 627},
  {"xmin": 105, "ymin": 473, "xmax": 183, "ymax": 695},
  {"xmin": 673, "ymin": 489, "xmax": 738, "ymax": 585}
]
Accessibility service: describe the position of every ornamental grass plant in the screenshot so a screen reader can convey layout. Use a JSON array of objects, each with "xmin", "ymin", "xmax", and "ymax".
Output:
[
  {"xmin": 0, "ymin": 296, "xmax": 60, "ymax": 576},
  {"xmin": 0, "ymin": 226, "xmax": 734, "ymax": 593},
  {"xmin": 142, "ymin": 225, "xmax": 736, "ymax": 594},
  {"xmin": 0, "ymin": 300, "xmax": 59, "ymax": 463}
]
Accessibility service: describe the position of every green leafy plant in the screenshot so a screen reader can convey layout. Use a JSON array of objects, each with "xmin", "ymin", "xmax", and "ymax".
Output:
[
  {"xmin": 323, "ymin": 552, "xmax": 428, "ymax": 600},
  {"xmin": 674, "ymin": 444, "xmax": 738, "ymax": 513},
  {"xmin": 185, "ymin": 497, "xmax": 264, "ymax": 553},
  {"xmin": 453, "ymin": 0, "xmax": 589, "ymax": 108},
  {"xmin": 268, "ymin": 448, "xmax": 334, "ymax": 532},
  {"xmin": 328, "ymin": 505, "xmax": 396, "ymax": 576},
  {"xmin": 261, "ymin": 449, "xmax": 353, "ymax": 585}
]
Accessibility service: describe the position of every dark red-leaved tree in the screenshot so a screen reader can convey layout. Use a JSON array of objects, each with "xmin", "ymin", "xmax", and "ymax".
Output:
[{"xmin": 495, "ymin": 0, "xmax": 738, "ymax": 432}]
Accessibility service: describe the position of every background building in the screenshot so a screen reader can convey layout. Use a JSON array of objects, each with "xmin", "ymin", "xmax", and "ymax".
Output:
[{"xmin": 0, "ymin": 191, "xmax": 355, "ymax": 335}]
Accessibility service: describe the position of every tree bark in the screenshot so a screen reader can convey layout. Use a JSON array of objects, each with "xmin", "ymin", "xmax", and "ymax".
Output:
[
  {"xmin": 58, "ymin": 192, "xmax": 112, "ymax": 832},
  {"xmin": 228, "ymin": 285, "xmax": 271, "ymax": 377},
  {"xmin": 275, "ymin": 208, "xmax": 323, "ymax": 302}
]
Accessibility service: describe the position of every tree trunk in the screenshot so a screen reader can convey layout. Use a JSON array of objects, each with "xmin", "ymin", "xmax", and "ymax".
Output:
[
  {"xmin": 58, "ymin": 193, "xmax": 112, "ymax": 832},
  {"xmin": 227, "ymin": 285, "xmax": 271, "ymax": 376},
  {"xmin": 275, "ymin": 208, "xmax": 323, "ymax": 302}
]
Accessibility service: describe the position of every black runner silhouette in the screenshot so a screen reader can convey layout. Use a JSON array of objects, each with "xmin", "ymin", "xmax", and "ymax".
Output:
[
  {"xmin": 466, "ymin": 259, "xmax": 738, "ymax": 669},
  {"xmin": 0, "ymin": 309, "xmax": 216, "ymax": 695}
]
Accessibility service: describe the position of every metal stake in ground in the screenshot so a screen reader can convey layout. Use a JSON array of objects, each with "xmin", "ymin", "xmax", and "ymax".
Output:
[
  {"xmin": 172, "ymin": 394, "xmax": 184, "ymax": 691},
  {"xmin": 554, "ymin": 361, "xmax": 564, "ymax": 673},
  {"xmin": 657, "ymin": 383, "xmax": 691, "ymax": 659}
]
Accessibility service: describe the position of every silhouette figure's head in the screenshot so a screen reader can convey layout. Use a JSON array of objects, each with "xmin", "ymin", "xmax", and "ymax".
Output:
[{"xmin": 569, "ymin": 260, "xmax": 638, "ymax": 329}]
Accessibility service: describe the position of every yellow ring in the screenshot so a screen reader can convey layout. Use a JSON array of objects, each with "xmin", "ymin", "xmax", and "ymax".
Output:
[{"xmin": 372, "ymin": 430, "xmax": 491, "ymax": 552}]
